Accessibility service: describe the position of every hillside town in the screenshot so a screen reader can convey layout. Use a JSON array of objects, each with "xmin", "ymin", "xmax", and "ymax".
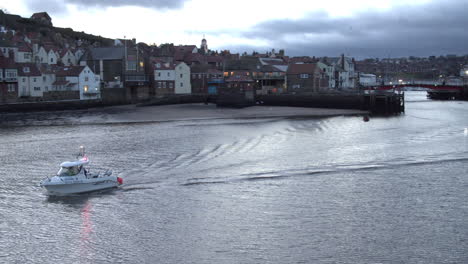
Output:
[{"xmin": 0, "ymin": 11, "xmax": 467, "ymax": 105}]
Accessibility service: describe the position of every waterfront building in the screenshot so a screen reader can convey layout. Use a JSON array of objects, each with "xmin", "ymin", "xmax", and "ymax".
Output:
[
  {"xmin": 154, "ymin": 61, "xmax": 176, "ymax": 95},
  {"xmin": 53, "ymin": 66, "xmax": 101, "ymax": 100},
  {"xmin": 223, "ymin": 70, "xmax": 255, "ymax": 101},
  {"xmin": 154, "ymin": 61, "xmax": 190, "ymax": 95},
  {"xmin": 317, "ymin": 61, "xmax": 336, "ymax": 90},
  {"xmin": 17, "ymin": 63, "xmax": 44, "ymax": 97},
  {"xmin": 326, "ymin": 55, "xmax": 357, "ymax": 89},
  {"xmin": 0, "ymin": 54, "xmax": 18, "ymax": 103},
  {"xmin": 359, "ymin": 73, "xmax": 377, "ymax": 86},
  {"xmin": 0, "ymin": 40, "xmax": 18, "ymax": 61},
  {"xmin": 190, "ymin": 65, "xmax": 223, "ymax": 95},
  {"xmin": 286, "ymin": 63, "xmax": 328, "ymax": 93}
]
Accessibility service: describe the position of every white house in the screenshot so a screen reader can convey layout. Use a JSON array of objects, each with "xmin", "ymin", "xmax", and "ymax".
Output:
[
  {"xmin": 0, "ymin": 44, "xmax": 18, "ymax": 61},
  {"xmin": 39, "ymin": 65, "xmax": 56, "ymax": 93},
  {"xmin": 460, "ymin": 65, "xmax": 468, "ymax": 78},
  {"xmin": 16, "ymin": 45, "xmax": 33, "ymax": 63},
  {"xmin": 154, "ymin": 61, "xmax": 176, "ymax": 93},
  {"xmin": 34, "ymin": 46, "xmax": 49, "ymax": 64},
  {"xmin": 54, "ymin": 66, "xmax": 100, "ymax": 100},
  {"xmin": 154, "ymin": 61, "xmax": 191, "ymax": 94},
  {"xmin": 328, "ymin": 55, "xmax": 357, "ymax": 89},
  {"xmin": 174, "ymin": 62, "xmax": 191, "ymax": 94},
  {"xmin": 46, "ymin": 48, "xmax": 58, "ymax": 65},
  {"xmin": 359, "ymin": 73, "xmax": 377, "ymax": 86},
  {"xmin": 17, "ymin": 63, "xmax": 44, "ymax": 97},
  {"xmin": 317, "ymin": 61, "xmax": 336, "ymax": 89},
  {"xmin": 60, "ymin": 49, "xmax": 76, "ymax": 66}
]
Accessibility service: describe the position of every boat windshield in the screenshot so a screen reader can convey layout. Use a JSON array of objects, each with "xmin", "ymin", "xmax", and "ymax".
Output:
[{"xmin": 57, "ymin": 166, "xmax": 82, "ymax": 176}]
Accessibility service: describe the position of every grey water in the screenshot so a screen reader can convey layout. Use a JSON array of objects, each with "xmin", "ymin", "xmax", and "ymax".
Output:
[{"xmin": 0, "ymin": 91, "xmax": 467, "ymax": 263}]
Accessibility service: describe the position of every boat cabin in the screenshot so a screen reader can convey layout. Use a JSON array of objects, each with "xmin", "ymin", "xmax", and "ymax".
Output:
[{"xmin": 57, "ymin": 160, "xmax": 89, "ymax": 176}]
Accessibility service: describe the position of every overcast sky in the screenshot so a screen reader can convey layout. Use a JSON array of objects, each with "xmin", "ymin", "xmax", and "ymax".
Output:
[{"xmin": 1, "ymin": 0, "xmax": 467, "ymax": 58}]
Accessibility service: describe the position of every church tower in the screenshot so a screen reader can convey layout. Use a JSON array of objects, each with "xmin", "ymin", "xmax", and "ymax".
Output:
[{"xmin": 201, "ymin": 35, "xmax": 208, "ymax": 54}]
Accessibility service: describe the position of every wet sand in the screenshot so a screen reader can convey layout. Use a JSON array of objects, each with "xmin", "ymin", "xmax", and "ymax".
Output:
[{"xmin": 0, "ymin": 103, "xmax": 368, "ymax": 127}]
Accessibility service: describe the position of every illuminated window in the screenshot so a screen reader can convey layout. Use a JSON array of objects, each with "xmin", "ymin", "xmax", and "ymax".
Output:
[
  {"xmin": 223, "ymin": 72, "xmax": 229, "ymax": 77},
  {"xmin": 84, "ymin": 85, "xmax": 89, "ymax": 92},
  {"xmin": 139, "ymin": 61, "xmax": 144, "ymax": 68}
]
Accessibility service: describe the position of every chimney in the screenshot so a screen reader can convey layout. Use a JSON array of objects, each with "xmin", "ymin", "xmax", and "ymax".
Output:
[
  {"xmin": 8, "ymin": 49, "xmax": 15, "ymax": 62},
  {"xmin": 341, "ymin": 54, "xmax": 345, "ymax": 69}
]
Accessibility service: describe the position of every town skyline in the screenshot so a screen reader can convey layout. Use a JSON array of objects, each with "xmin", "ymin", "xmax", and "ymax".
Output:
[{"xmin": 1, "ymin": 0, "xmax": 467, "ymax": 59}]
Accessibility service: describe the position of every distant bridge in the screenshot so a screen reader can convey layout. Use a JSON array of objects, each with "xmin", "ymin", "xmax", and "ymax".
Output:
[{"xmin": 363, "ymin": 83, "xmax": 468, "ymax": 100}]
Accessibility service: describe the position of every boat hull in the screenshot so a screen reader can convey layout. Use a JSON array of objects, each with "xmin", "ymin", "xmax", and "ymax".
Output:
[{"xmin": 41, "ymin": 176, "xmax": 120, "ymax": 195}]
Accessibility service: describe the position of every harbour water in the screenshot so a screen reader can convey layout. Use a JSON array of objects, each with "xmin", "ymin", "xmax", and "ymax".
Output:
[{"xmin": 0, "ymin": 91, "xmax": 467, "ymax": 263}]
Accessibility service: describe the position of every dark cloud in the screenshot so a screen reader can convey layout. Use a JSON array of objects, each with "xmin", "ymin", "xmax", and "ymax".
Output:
[
  {"xmin": 25, "ymin": 0, "xmax": 186, "ymax": 14},
  {"xmin": 232, "ymin": 0, "xmax": 468, "ymax": 58}
]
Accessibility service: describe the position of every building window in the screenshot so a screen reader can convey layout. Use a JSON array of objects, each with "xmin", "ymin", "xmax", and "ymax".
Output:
[
  {"xmin": 34, "ymin": 87, "xmax": 40, "ymax": 91},
  {"xmin": 157, "ymin": 82, "xmax": 162, "ymax": 88},
  {"xmin": 180, "ymin": 74, "xmax": 183, "ymax": 78},
  {"xmin": 23, "ymin": 67, "xmax": 30, "ymax": 73},
  {"xmin": 300, "ymin": 74, "xmax": 309, "ymax": 79},
  {"xmin": 85, "ymin": 77, "xmax": 89, "ymax": 81},
  {"xmin": 292, "ymin": 84, "xmax": 301, "ymax": 89},
  {"xmin": 7, "ymin": 84, "xmax": 15, "ymax": 92},
  {"xmin": 43, "ymin": 76, "xmax": 46, "ymax": 82},
  {"xmin": 162, "ymin": 82, "xmax": 166, "ymax": 88},
  {"xmin": 169, "ymin": 82, "xmax": 173, "ymax": 89},
  {"xmin": 127, "ymin": 61, "xmax": 137, "ymax": 71},
  {"xmin": 23, "ymin": 78, "xmax": 26, "ymax": 82},
  {"xmin": 158, "ymin": 72, "xmax": 161, "ymax": 77},
  {"xmin": 84, "ymin": 85, "xmax": 89, "ymax": 92},
  {"xmin": 167, "ymin": 72, "xmax": 170, "ymax": 77},
  {"xmin": 50, "ymin": 58, "xmax": 53, "ymax": 63},
  {"xmin": 180, "ymin": 82, "xmax": 183, "ymax": 87},
  {"xmin": 6, "ymin": 71, "xmax": 17, "ymax": 79},
  {"xmin": 33, "ymin": 78, "xmax": 37, "ymax": 82}
]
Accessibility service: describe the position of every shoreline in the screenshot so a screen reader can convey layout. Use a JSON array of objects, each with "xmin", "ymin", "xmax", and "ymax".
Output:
[{"xmin": 0, "ymin": 103, "xmax": 369, "ymax": 127}]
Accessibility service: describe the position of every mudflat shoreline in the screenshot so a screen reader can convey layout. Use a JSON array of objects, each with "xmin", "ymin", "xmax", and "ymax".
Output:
[{"xmin": 0, "ymin": 103, "xmax": 368, "ymax": 127}]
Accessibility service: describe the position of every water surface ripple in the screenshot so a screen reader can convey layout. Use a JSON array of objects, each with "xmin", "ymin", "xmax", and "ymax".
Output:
[{"xmin": 1, "ymin": 92, "xmax": 467, "ymax": 263}]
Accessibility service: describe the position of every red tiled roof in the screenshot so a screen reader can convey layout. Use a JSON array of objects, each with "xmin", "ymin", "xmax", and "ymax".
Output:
[
  {"xmin": 289, "ymin": 56, "xmax": 318, "ymax": 64},
  {"xmin": 175, "ymin": 45, "xmax": 196, "ymax": 53},
  {"xmin": 17, "ymin": 63, "xmax": 41, "ymax": 76},
  {"xmin": 154, "ymin": 62, "xmax": 175, "ymax": 70},
  {"xmin": 206, "ymin": 56, "xmax": 223, "ymax": 63},
  {"xmin": 55, "ymin": 66, "xmax": 86, "ymax": 77},
  {"xmin": 18, "ymin": 44, "xmax": 32, "ymax": 52},
  {"xmin": 287, "ymin": 63, "xmax": 320, "ymax": 74}
]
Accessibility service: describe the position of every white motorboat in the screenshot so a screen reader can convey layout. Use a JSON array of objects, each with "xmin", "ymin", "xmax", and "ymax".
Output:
[{"xmin": 40, "ymin": 147, "xmax": 123, "ymax": 195}]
